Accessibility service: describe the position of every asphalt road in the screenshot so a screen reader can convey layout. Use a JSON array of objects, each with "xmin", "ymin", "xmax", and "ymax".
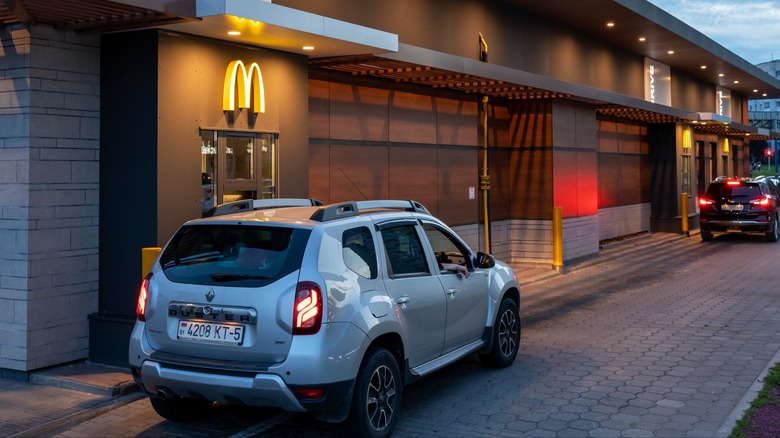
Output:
[{"xmin": 51, "ymin": 233, "xmax": 780, "ymax": 437}]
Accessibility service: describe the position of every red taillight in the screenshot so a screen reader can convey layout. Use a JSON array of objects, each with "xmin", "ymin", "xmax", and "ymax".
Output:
[
  {"xmin": 751, "ymin": 196, "xmax": 771, "ymax": 206},
  {"xmin": 136, "ymin": 273, "xmax": 152, "ymax": 321},
  {"xmin": 294, "ymin": 388, "xmax": 325, "ymax": 399},
  {"xmin": 726, "ymin": 180, "xmax": 741, "ymax": 186},
  {"xmin": 699, "ymin": 197, "xmax": 714, "ymax": 206},
  {"xmin": 293, "ymin": 281, "xmax": 323, "ymax": 335}
]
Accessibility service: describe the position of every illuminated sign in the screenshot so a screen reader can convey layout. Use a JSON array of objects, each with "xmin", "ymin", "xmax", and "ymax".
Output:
[
  {"xmin": 223, "ymin": 60, "xmax": 265, "ymax": 113},
  {"xmin": 715, "ymin": 86, "xmax": 731, "ymax": 118},
  {"xmin": 644, "ymin": 58, "xmax": 671, "ymax": 106}
]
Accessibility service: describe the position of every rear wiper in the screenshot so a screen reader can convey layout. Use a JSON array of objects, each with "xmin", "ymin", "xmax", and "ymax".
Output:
[{"xmin": 209, "ymin": 273, "xmax": 272, "ymax": 282}]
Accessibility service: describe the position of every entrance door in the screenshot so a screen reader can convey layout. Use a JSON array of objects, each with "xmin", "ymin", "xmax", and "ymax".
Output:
[{"xmin": 200, "ymin": 130, "xmax": 277, "ymax": 216}]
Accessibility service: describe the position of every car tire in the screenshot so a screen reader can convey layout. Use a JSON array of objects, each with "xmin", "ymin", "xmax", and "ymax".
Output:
[
  {"xmin": 479, "ymin": 297, "xmax": 520, "ymax": 368},
  {"xmin": 347, "ymin": 347, "xmax": 402, "ymax": 438},
  {"xmin": 149, "ymin": 396, "xmax": 212, "ymax": 422},
  {"xmin": 766, "ymin": 217, "xmax": 779, "ymax": 242},
  {"xmin": 701, "ymin": 229, "xmax": 714, "ymax": 241}
]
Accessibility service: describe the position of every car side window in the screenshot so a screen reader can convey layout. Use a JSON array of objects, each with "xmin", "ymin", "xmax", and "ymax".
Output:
[
  {"xmin": 342, "ymin": 226, "xmax": 377, "ymax": 279},
  {"xmin": 381, "ymin": 225, "xmax": 429, "ymax": 277},
  {"xmin": 422, "ymin": 223, "xmax": 472, "ymax": 272}
]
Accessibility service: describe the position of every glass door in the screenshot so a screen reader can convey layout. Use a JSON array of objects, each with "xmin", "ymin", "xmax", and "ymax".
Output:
[{"xmin": 199, "ymin": 130, "xmax": 277, "ymax": 216}]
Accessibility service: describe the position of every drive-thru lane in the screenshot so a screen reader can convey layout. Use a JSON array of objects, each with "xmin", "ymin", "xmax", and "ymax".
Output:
[{"xmin": 9, "ymin": 232, "xmax": 780, "ymax": 437}]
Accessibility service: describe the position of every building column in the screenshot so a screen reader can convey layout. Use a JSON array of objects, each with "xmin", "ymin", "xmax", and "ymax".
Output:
[{"xmin": 0, "ymin": 25, "xmax": 100, "ymax": 376}]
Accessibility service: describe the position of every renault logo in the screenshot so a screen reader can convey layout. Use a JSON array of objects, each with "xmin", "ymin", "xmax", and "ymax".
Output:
[
  {"xmin": 223, "ymin": 60, "xmax": 265, "ymax": 113},
  {"xmin": 205, "ymin": 288, "xmax": 215, "ymax": 302}
]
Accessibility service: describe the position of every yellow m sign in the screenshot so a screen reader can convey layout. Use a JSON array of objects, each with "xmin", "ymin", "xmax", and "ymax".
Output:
[{"xmin": 223, "ymin": 60, "xmax": 265, "ymax": 113}]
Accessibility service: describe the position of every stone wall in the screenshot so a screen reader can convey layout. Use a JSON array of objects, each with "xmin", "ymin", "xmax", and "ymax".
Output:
[{"xmin": 0, "ymin": 25, "xmax": 100, "ymax": 373}]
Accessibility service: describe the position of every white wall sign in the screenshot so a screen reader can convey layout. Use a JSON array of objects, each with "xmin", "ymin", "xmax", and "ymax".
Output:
[{"xmin": 644, "ymin": 58, "xmax": 671, "ymax": 106}]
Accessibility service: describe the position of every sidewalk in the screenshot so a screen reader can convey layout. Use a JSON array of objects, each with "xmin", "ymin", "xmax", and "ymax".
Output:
[{"xmin": 0, "ymin": 231, "xmax": 696, "ymax": 437}]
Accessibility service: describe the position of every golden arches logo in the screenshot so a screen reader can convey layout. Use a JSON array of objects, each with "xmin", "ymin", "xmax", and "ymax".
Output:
[{"xmin": 223, "ymin": 60, "xmax": 265, "ymax": 113}]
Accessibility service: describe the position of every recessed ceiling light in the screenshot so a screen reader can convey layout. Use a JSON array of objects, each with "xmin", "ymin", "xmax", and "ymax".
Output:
[
  {"xmin": 700, "ymin": 65, "xmax": 707, "ymax": 69},
  {"xmin": 753, "ymin": 89, "xmax": 759, "ymax": 93},
  {"xmin": 763, "ymin": 93, "xmax": 768, "ymax": 97},
  {"xmin": 302, "ymin": 46, "xmax": 315, "ymax": 51},
  {"xmin": 638, "ymin": 37, "xmax": 646, "ymax": 42},
  {"xmin": 734, "ymin": 80, "xmax": 739, "ymax": 84},
  {"xmin": 718, "ymin": 73, "xmax": 724, "ymax": 77},
  {"xmin": 607, "ymin": 22, "xmax": 615, "ymax": 27},
  {"xmin": 667, "ymin": 50, "xmax": 674, "ymax": 55},
  {"xmin": 228, "ymin": 31, "xmax": 241, "ymax": 36}
]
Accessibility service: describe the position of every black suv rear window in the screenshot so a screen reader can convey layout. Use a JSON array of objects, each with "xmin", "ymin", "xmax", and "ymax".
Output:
[
  {"xmin": 159, "ymin": 224, "xmax": 311, "ymax": 287},
  {"xmin": 706, "ymin": 183, "xmax": 762, "ymax": 199}
]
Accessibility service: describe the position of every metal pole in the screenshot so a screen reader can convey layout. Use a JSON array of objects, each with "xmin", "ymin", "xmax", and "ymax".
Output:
[
  {"xmin": 552, "ymin": 207, "xmax": 564, "ymax": 273},
  {"xmin": 480, "ymin": 95, "xmax": 491, "ymax": 253},
  {"xmin": 681, "ymin": 193, "xmax": 689, "ymax": 237},
  {"xmin": 478, "ymin": 33, "xmax": 491, "ymax": 253}
]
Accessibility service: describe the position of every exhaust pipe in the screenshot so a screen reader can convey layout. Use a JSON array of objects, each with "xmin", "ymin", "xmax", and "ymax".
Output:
[{"xmin": 157, "ymin": 387, "xmax": 175, "ymax": 400}]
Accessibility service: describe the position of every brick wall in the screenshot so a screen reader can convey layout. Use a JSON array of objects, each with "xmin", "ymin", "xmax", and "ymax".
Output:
[{"xmin": 0, "ymin": 25, "xmax": 100, "ymax": 372}]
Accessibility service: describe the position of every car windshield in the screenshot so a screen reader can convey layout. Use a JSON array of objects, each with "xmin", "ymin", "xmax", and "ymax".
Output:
[{"xmin": 160, "ymin": 224, "xmax": 311, "ymax": 287}]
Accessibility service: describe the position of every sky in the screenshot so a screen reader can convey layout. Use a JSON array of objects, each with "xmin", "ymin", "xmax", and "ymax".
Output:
[{"xmin": 648, "ymin": 0, "xmax": 780, "ymax": 65}]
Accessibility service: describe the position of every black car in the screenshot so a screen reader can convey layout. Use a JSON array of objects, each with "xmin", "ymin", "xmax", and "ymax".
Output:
[{"xmin": 698, "ymin": 176, "xmax": 780, "ymax": 242}]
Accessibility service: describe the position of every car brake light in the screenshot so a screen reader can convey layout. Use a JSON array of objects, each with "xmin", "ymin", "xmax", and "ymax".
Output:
[
  {"xmin": 699, "ymin": 198, "xmax": 714, "ymax": 206},
  {"xmin": 726, "ymin": 180, "xmax": 741, "ymax": 186},
  {"xmin": 751, "ymin": 196, "xmax": 771, "ymax": 206},
  {"xmin": 293, "ymin": 281, "xmax": 323, "ymax": 335},
  {"xmin": 136, "ymin": 273, "xmax": 152, "ymax": 322}
]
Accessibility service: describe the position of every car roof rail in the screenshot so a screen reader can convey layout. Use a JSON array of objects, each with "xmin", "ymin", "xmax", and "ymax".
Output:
[
  {"xmin": 205, "ymin": 198, "xmax": 323, "ymax": 217},
  {"xmin": 309, "ymin": 200, "xmax": 430, "ymax": 222}
]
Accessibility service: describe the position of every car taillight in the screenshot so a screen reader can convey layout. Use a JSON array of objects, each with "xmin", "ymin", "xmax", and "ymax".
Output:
[
  {"xmin": 699, "ymin": 197, "xmax": 714, "ymax": 206},
  {"xmin": 751, "ymin": 196, "xmax": 771, "ymax": 206},
  {"xmin": 293, "ymin": 281, "xmax": 323, "ymax": 335},
  {"xmin": 726, "ymin": 180, "xmax": 741, "ymax": 186},
  {"xmin": 136, "ymin": 273, "xmax": 152, "ymax": 322}
]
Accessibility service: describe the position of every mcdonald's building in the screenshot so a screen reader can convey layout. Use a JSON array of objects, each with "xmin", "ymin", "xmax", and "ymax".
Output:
[{"xmin": 1, "ymin": 0, "xmax": 780, "ymax": 374}]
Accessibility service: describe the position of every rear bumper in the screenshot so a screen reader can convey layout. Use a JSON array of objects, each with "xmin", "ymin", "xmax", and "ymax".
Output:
[
  {"xmin": 133, "ymin": 360, "xmax": 354, "ymax": 420},
  {"xmin": 700, "ymin": 220, "xmax": 772, "ymax": 233}
]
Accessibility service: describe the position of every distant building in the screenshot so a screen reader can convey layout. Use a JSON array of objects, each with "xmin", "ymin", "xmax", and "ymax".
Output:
[{"xmin": 749, "ymin": 61, "xmax": 780, "ymax": 157}]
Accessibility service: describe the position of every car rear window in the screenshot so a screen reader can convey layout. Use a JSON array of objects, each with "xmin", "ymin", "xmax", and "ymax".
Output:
[
  {"xmin": 159, "ymin": 224, "xmax": 311, "ymax": 287},
  {"xmin": 708, "ymin": 183, "xmax": 762, "ymax": 199}
]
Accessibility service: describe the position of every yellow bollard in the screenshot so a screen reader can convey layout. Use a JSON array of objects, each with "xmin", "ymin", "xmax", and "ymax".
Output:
[
  {"xmin": 681, "ymin": 192, "xmax": 689, "ymax": 237},
  {"xmin": 553, "ymin": 207, "xmax": 564, "ymax": 273},
  {"xmin": 142, "ymin": 247, "xmax": 162, "ymax": 278}
]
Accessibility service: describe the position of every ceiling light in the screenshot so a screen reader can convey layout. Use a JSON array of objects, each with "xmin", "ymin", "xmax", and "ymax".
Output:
[
  {"xmin": 302, "ymin": 46, "xmax": 315, "ymax": 51},
  {"xmin": 638, "ymin": 37, "xmax": 646, "ymax": 42},
  {"xmin": 607, "ymin": 22, "xmax": 615, "ymax": 27},
  {"xmin": 700, "ymin": 65, "xmax": 707, "ymax": 69},
  {"xmin": 667, "ymin": 50, "xmax": 674, "ymax": 55},
  {"xmin": 734, "ymin": 80, "xmax": 739, "ymax": 84},
  {"xmin": 227, "ymin": 31, "xmax": 241, "ymax": 36},
  {"xmin": 753, "ymin": 89, "xmax": 758, "ymax": 93},
  {"xmin": 763, "ymin": 93, "xmax": 768, "ymax": 97},
  {"xmin": 718, "ymin": 73, "xmax": 724, "ymax": 77}
]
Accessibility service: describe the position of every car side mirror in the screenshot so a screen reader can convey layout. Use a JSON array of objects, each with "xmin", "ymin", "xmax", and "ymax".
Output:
[{"xmin": 476, "ymin": 252, "xmax": 495, "ymax": 269}]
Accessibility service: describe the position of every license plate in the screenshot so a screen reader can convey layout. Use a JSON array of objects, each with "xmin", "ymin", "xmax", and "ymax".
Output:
[
  {"xmin": 721, "ymin": 204, "xmax": 743, "ymax": 211},
  {"xmin": 178, "ymin": 320, "xmax": 245, "ymax": 346}
]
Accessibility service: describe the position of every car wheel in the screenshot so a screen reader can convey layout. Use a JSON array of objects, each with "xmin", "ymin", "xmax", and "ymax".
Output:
[
  {"xmin": 479, "ymin": 297, "xmax": 520, "ymax": 368},
  {"xmin": 766, "ymin": 217, "xmax": 779, "ymax": 242},
  {"xmin": 347, "ymin": 347, "xmax": 402, "ymax": 438},
  {"xmin": 149, "ymin": 396, "xmax": 212, "ymax": 422},
  {"xmin": 701, "ymin": 229, "xmax": 714, "ymax": 241}
]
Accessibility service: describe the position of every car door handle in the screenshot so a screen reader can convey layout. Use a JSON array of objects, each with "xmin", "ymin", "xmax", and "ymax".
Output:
[
  {"xmin": 446, "ymin": 288, "xmax": 460, "ymax": 297},
  {"xmin": 395, "ymin": 296, "xmax": 410, "ymax": 309}
]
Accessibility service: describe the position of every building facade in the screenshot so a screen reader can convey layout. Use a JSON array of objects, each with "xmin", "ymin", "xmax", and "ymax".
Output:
[{"xmin": 1, "ymin": 0, "xmax": 779, "ymax": 374}]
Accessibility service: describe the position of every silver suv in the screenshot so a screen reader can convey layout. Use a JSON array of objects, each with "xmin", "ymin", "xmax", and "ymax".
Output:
[{"xmin": 129, "ymin": 199, "xmax": 521, "ymax": 437}]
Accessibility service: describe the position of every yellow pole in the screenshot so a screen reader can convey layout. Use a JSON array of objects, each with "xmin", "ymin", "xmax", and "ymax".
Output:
[
  {"xmin": 553, "ymin": 207, "xmax": 564, "ymax": 273},
  {"xmin": 480, "ymin": 95, "xmax": 491, "ymax": 253},
  {"xmin": 681, "ymin": 192, "xmax": 689, "ymax": 237},
  {"xmin": 142, "ymin": 247, "xmax": 162, "ymax": 277}
]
